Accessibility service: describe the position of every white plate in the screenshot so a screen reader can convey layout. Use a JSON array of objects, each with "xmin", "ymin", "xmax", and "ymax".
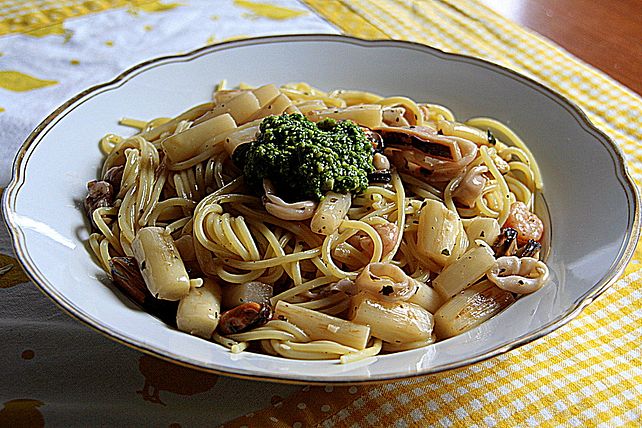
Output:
[{"xmin": 4, "ymin": 35, "xmax": 639, "ymax": 384}]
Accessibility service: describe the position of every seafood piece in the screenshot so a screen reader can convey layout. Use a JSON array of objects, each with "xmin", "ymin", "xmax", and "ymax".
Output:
[
  {"xmin": 452, "ymin": 165, "xmax": 488, "ymax": 208},
  {"xmin": 173, "ymin": 235, "xmax": 196, "ymax": 262},
  {"xmin": 109, "ymin": 257, "xmax": 178, "ymax": 325},
  {"xmin": 218, "ymin": 302, "xmax": 273, "ymax": 335},
  {"xmin": 84, "ymin": 180, "xmax": 114, "ymax": 230},
  {"xmin": 349, "ymin": 222, "xmax": 399, "ymax": 258},
  {"xmin": 354, "ymin": 262, "xmax": 416, "ymax": 302},
  {"xmin": 302, "ymin": 278, "xmax": 356, "ymax": 300},
  {"xmin": 328, "ymin": 278, "xmax": 357, "ymax": 295},
  {"xmin": 492, "ymin": 227, "xmax": 518, "ymax": 257},
  {"xmin": 110, "ymin": 257, "xmax": 147, "ymax": 304},
  {"xmin": 376, "ymin": 125, "xmax": 478, "ymax": 182},
  {"xmin": 102, "ymin": 165, "xmax": 124, "ymax": 194},
  {"xmin": 504, "ymin": 202, "xmax": 544, "ymax": 245},
  {"xmin": 487, "ymin": 256, "xmax": 549, "ymax": 294},
  {"xmin": 517, "ymin": 239, "xmax": 542, "ymax": 258},
  {"xmin": 262, "ymin": 179, "xmax": 317, "ymax": 221},
  {"xmin": 382, "ymin": 106, "xmax": 410, "ymax": 127},
  {"xmin": 361, "ymin": 127, "xmax": 384, "ymax": 152},
  {"xmin": 368, "ymin": 153, "xmax": 392, "ymax": 184},
  {"xmin": 368, "ymin": 171, "xmax": 392, "ymax": 184},
  {"xmin": 418, "ymin": 103, "xmax": 430, "ymax": 121},
  {"xmin": 84, "ymin": 180, "xmax": 114, "ymax": 219},
  {"xmin": 372, "ymin": 153, "xmax": 390, "ymax": 170}
]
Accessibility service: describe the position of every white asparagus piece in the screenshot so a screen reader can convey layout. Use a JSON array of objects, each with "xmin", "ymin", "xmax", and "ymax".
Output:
[
  {"xmin": 407, "ymin": 279, "xmax": 443, "ymax": 313},
  {"xmin": 438, "ymin": 119, "xmax": 489, "ymax": 146},
  {"xmin": 176, "ymin": 278, "xmax": 222, "ymax": 339},
  {"xmin": 417, "ymin": 199, "xmax": 467, "ymax": 267},
  {"xmin": 161, "ymin": 113, "xmax": 236, "ymax": 163},
  {"xmin": 433, "ymin": 280, "xmax": 514, "ymax": 339},
  {"xmin": 307, "ymin": 105, "xmax": 383, "ymax": 128},
  {"xmin": 223, "ymin": 124, "xmax": 260, "ymax": 155},
  {"xmin": 328, "ymin": 89, "xmax": 383, "ymax": 106},
  {"xmin": 310, "ymin": 192, "xmax": 352, "ymax": 235},
  {"xmin": 298, "ymin": 100, "xmax": 328, "ymax": 115},
  {"xmin": 274, "ymin": 301, "xmax": 370, "ymax": 350},
  {"xmin": 247, "ymin": 94, "xmax": 293, "ymax": 121},
  {"xmin": 210, "ymin": 91, "xmax": 261, "ymax": 124},
  {"xmin": 285, "ymin": 104, "xmax": 301, "ymax": 115},
  {"xmin": 132, "ymin": 227, "xmax": 191, "ymax": 301},
  {"xmin": 464, "ymin": 217, "xmax": 501, "ymax": 248},
  {"xmin": 213, "ymin": 89, "xmax": 244, "ymax": 104},
  {"xmin": 432, "ymin": 242, "xmax": 496, "ymax": 299},
  {"xmin": 139, "ymin": 102, "xmax": 214, "ymax": 142},
  {"xmin": 252, "ymin": 84, "xmax": 281, "ymax": 106},
  {"xmin": 348, "ymin": 293, "xmax": 433, "ymax": 344}
]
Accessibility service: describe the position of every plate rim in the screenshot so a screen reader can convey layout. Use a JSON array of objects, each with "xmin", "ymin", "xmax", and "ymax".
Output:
[{"xmin": 3, "ymin": 34, "xmax": 640, "ymax": 384}]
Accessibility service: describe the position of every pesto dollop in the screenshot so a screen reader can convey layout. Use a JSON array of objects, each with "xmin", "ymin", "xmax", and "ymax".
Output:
[{"xmin": 232, "ymin": 114, "xmax": 374, "ymax": 201}]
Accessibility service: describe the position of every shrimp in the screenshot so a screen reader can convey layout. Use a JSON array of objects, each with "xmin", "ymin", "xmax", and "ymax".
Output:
[{"xmin": 503, "ymin": 202, "xmax": 543, "ymax": 245}]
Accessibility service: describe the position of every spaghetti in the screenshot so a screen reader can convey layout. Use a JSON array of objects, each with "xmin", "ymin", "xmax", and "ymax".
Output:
[{"xmin": 86, "ymin": 82, "xmax": 549, "ymax": 362}]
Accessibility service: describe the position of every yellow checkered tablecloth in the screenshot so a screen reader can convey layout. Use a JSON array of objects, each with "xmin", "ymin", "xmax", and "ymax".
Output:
[{"xmin": 0, "ymin": 0, "xmax": 640, "ymax": 427}]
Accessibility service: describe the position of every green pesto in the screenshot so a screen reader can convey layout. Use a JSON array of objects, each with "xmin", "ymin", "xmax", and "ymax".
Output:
[{"xmin": 232, "ymin": 114, "xmax": 374, "ymax": 201}]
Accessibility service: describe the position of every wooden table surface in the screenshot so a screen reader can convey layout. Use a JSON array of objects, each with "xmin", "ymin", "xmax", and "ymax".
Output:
[{"xmin": 481, "ymin": 0, "xmax": 642, "ymax": 95}]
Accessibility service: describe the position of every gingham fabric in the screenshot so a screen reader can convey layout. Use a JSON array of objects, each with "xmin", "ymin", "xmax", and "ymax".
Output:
[{"xmin": 0, "ymin": 1, "xmax": 640, "ymax": 427}]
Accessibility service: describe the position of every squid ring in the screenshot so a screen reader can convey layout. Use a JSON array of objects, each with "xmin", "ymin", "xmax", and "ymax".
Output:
[
  {"xmin": 355, "ymin": 262, "xmax": 417, "ymax": 302},
  {"xmin": 487, "ymin": 256, "xmax": 549, "ymax": 294}
]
